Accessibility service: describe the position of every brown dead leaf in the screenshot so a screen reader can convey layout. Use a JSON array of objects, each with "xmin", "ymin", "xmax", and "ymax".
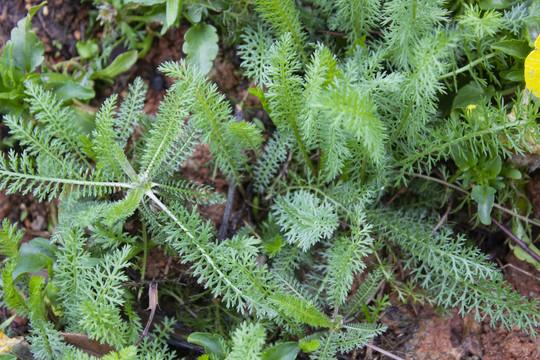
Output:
[{"xmin": 61, "ymin": 332, "xmax": 115, "ymax": 356}]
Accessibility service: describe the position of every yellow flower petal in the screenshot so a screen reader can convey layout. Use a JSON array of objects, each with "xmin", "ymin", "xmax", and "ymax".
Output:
[
  {"xmin": 465, "ymin": 104, "xmax": 477, "ymax": 116},
  {"xmin": 0, "ymin": 331, "xmax": 23, "ymax": 353},
  {"xmin": 525, "ymin": 35, "xmax": 540, "ymax": 97}
]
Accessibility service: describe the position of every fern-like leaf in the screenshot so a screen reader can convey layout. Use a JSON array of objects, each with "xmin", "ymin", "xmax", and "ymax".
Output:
[
  {"xmin": 226, "ymin": 322, "xmax": 266, "ymax": 360},
  {"xmin": 266, "ymin": 34, "xmax": 303, "ymax": 134},
  {"xmin": 139, "ymin": 77, "xmax": 193, "ymax": 179},
  {"xmin": 154, "ymin": 120, "xmax": 200, "ymax": 178},
  {"xmin": 159, "ymin": 61, "xmax": 261, "ymax": 183},
  {"xmin": 238, "ymin": 25, "xmax": 274, "ymax": 86},
  {"xmin": 4, "ymin": 114, "xmax": 75, "ymax": 169},
  {"xmin": 116, "ymin": 77, "xmax": 147, "ymax": 147},
  {"xmin": 269, "ymin": 293, "xmax": 333, "ymax": 328},
  {"xmin": 153, "ymin": 179, "xmax": 224, "ymax": 205},
  {"xmin": 315, "ymin": 80, "xmax": 386, "ymax": 165},
  {"xmin": 24, "ymin": 83, "xmax": 89, "ymax": 163},
  {"xmin": 0, "ymin": 150, "xmax": 124, "ymax": 201},
  {"xmin": 382, "ymin": 0, "xmax": 448, "ymax": 68},
  {"xmin": 328, "ymin": 0, "xmax": 381, "ymax": 43},
  {"xmin": 368, "ymin": 208, "xmax": 540, "ymax": 334},
  {"xmin": 93, "ymin": 95, "xmax": 135, "ymax": 180},
  {"xmin": 344, "ymin": 269, "xmax": 384, "ymax": 317},
  {"xmin": 148, "ymin": 201, "xmax": 276, "ymax": 316},
  {"xmin": 0, "ymin": 219, "xmax": 23, "ymax": 258},
  {"xmin": 253, "ymin": 0, "xmax": 306, "ymax": 57},
  {"xmin": 253, "ymin": 132, "xmax": 292, "ymax": 193},
  {"xmin": 313, "ymin": 323, "xmax": 386, "ymax": 360},
  {"xmin": 322, "ymin": 224, "xmax": 373, "ymax": 308},
  {"xmin": 76, "ymin": 245, "xmax": 137, "ymax": 348},
  {"xmin": 397, "ymin": 97, "xmax": 539, "ymax": 176},
  {"xmin": 272, "ymin": 190, "xmax": 339, "ymax": 251}
]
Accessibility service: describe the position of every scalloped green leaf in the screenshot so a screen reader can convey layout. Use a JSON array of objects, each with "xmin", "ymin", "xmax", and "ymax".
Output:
[{"xmin": 183, "ymin": 24, "xmax": 219, "ymax": 74}]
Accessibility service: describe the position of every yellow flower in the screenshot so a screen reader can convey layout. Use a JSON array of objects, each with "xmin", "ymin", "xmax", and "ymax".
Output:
[
  {"xmin": 0, "ymin": 331, "xmax": 23, "ymax": 353},
  {"xmin": 465, "ymin": 104, "xmax": 477, "ymax": 116},
  {"xmin": 525, "ymin": 35, "xmax": 540, "ymax": 97}
]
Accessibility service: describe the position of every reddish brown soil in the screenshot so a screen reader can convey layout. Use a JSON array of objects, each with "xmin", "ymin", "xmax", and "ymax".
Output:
[
  {"xmin": 379, "ymin": 307, "xmax": 540, "ymax": 360},
  {"xmin": 376, "ymin": 253, "xmax": 540, "ymax": 360},
  {"xmin": 528, "ymin": 173, "xmax": 540, "ymax": 218},
  {"xmin": 0, "ymin": 192, "xmax": 52, "ymax": 242}
]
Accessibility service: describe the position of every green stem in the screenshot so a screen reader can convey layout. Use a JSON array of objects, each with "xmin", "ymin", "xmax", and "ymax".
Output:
[
  {"xmin": 439, "ymin": 52, "xmax": 497, "ymax": 80},
  {"xmin": 145, "ymin": 190, "xmax": 255, "ymax": 300},
  {"xmin": 146, "ymin": 190, "xmax": 306, "ymax": 329},
  {"xmin": 398, "ymin": 120, "xmax": 529, "ymax": 168},
  {"xmin": 0, "ymin": 170, "xmax": 136, "ymax": 189},
  {"xmin": 138, "ymin": 223, "xmax": 149, "ymax": 300},
  {"xmin": 292, "ymin": 126, "xmax": 316, "ymax": 176}
]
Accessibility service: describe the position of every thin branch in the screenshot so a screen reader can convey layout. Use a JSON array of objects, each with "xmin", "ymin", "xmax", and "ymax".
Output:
[
  {"xmin": 137, "ymin": 281, "xmax": 159, "ymax": 344},
  {"xmin": 409, "ymin": 173, "xmax": 540, "ymax": 228},
  {"xmin": 492, "ymin": 218, "xmax": 540, "ymax": 264},
  {"xmin": 501, "ymin": 263, "xmax": 540, "ymax": 282},
  {"xmin": 137, "ymin": 223, "xmax": 149, "ymax": 301},
  {"xmin": 218, "ymin": 179, "xmax": 236, "ymax": 240},
  {"xmin": 433, "ymin": 201, "xmax": 452, "ymax": 234},
  {"xmin": 365, "ymin": 343, "xmax": 405, "ymax": 360}
]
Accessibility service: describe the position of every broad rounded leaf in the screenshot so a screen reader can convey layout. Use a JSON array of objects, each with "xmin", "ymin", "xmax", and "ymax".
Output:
[
  {"xmin": 187, "ymin": 332, "xmax": 226, "ymax": 359},
  {"xmin": 54, "ymin": 82, "xmax": 95, "ymax": 101},
  {"xmin": 92, "ymin": 50, "xmax": 138, "ymax": 80},
  {"xmin": 41, "ymin": 73, "xmax": 95, "ymax": 101},
  {"xmin": 19, "ymin": 237, "xmax": 56, "ymax": 258},
  {"xmin": 502, "ymin": 168, "xmax": 522, "ymax": 180},
  {"xmin": 9, "ymin": 13, "xmax": 44, "ymax": 73},
  {"xmin": 471, "ymin": 185, "xmax": 496, "ymax": 225},
  {"xmin": 166, "ymin": 0, "xmax": 182, "ymax": 29},
  {"xmin": 13, "ymin": 238, "xmax": 56, "ymax": 279},
  {"xmin": 183, "ymin": 24, "xmax": 219, "ymax": 75},
  {"xmin": 298, "ymin": 338, "xmax": 320, "ymax": 353},
  {"xmin": 185, "ymin": 4, "xmax": 205, "ymax": 23},
  {"xmin": 500, "ymin": 67, "xmax": 524, "ymax": 82},
  {"xmin": 125, "ymin": 0, "xmax": 166, "ymax": 4},
  {"xmin": 491, "ymin": 40, "xmax": 530, "ymax": 59},
  {"xmin": 510, "ymin": 221, "xmax": 540, "ymax": 270},
  {"xmin": 452, "ymin": 82, "xmax": 484, "ymax": 110},
  {"xmin": 76, "ymin": 40, "xmax": 99, "ymax": 59},
  {"xmin": 481, "ymin": 156, "xmax": 502, "ymax": 181},
  {"xmin": 13, "ymin": 254, "xmax": 51, "ymax": 279},
  {"xmin": 262, "ymin": 342, "xmax": 300, "ymax": 360}
]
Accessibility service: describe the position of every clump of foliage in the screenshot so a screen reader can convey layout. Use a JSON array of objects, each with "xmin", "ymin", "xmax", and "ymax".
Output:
[
  {"xmin": 89, "ymin": 0, "xmax": 258, "ymax": 75},
  {"xmin": 0, "ymin": 3, "xmax": 96, "ymax": 115},
  {"xmin": 0, "ymin": 0, "xmax": 233, "ymax": 119},
  {"xmin": 0, "ymin": 0, "xmax": 540, "ymax": 359}
]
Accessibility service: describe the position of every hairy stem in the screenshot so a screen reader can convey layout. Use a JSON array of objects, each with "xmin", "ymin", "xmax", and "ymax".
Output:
[{"xmin": 0, "ymin": 169, "xmax": 135, "ymax": 190}]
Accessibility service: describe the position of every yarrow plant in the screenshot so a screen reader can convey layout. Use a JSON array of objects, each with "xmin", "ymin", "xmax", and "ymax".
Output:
[{"xmin": 0, "ymin": 1, "xmax": 539, "ymax": 359}]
